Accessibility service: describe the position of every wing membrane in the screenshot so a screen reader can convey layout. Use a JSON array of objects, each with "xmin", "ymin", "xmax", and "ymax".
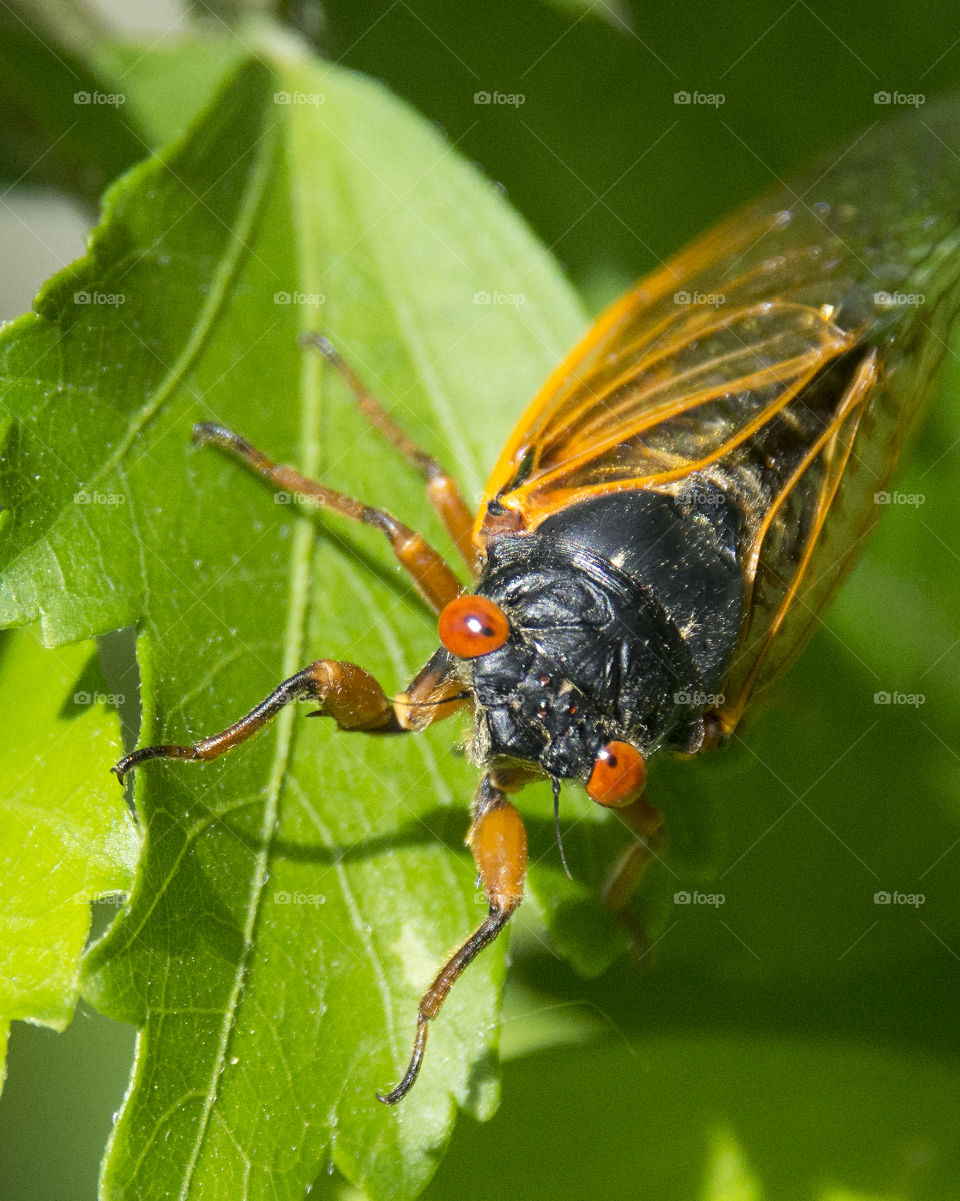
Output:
[
  {"xmin": 717, "ymin": 352, "xmax": 880, "ymax": 727},
  {"xmin": 509, "ymin": 300, "xmax": 856, "ymax": 509}
]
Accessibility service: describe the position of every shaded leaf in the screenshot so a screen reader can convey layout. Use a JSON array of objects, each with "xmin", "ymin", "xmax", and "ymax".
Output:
[
  {"xmin": 0, "ymin": 20, "xmax": 149, "ymax": 207},
  {"xmin": 92, "ymin": 36, "xmax": 248, "ymax": 149},
  {"xmin": 0, "ymin": 627, "xmax": 137, "ymax": 1080},
  {"xmin": 422, "ymin": 1030, "xmax": 960, "ymax": 1200}
]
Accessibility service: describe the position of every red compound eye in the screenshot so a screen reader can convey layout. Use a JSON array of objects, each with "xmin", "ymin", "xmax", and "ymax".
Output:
[
  {"xmin": 438, "ymin": 595, "xmax": 510, "ymax": 658},
  {"xmin": 586, "ymin": 741, "xmax": 647, "ymax": 808}
]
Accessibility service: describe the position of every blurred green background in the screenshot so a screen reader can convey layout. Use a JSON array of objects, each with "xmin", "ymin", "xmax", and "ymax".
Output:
[{"xmin": 2, "ymin": 1, "xmax": 960, "ymax": 1198}]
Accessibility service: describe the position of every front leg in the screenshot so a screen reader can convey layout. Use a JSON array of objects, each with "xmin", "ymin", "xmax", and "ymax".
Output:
[
  {"xmin": 193, "ymin": 423, "xmax": 463, "ymax": 613},
  {"xmin": 377, "ymin": 773, "xmax": 528, "ymax": 1104},
  {"xmin": 112, "ymin": 654, "xmax": 465, "ymax": 783}
]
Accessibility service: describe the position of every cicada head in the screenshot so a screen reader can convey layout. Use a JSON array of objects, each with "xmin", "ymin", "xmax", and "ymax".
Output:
[{"xmin": 439, "ymin": 491, "xmax": 744, "ymax": 805}]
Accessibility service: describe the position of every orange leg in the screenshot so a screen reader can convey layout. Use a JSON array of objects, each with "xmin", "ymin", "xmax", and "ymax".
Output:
[
  {"xmin": 113, "ymin": 653, "xmax": 466, "ymax": 783},
  {"xmin": 301, "ymin": 333, "xmax": 478, "ymax": 572},
  {"xmin": 193, "ymin": 423, "xmax": 463, "ymax": 614},
  {"xmin": 601, "ymin": 794, "xmax": 668, "ymax": 957},
  {"xmin": 377, "ymin": 773, "xmax": 528, "ymax": 1104}
]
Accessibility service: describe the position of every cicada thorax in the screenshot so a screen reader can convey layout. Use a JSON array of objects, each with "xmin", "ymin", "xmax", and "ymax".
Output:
[{"xmin": 462, "ymin": 484, "xmax": 746, "ymax": 786}]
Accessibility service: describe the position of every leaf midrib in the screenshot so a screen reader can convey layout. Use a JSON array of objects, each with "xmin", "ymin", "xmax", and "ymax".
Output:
[{"xmin": 95, "ymin": 99, "xmax": 310, "ymax": 1200}]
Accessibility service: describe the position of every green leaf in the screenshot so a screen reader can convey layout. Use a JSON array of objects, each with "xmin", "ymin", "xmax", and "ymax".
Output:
[
  {"xmin": 421, "ymin": 1031, "xmax": 960, "ymax": 1200},
  {"xmin": 91, "ymin": 37, "xmax": 249, "ymax": 149},
  {"xmin": 0, "ymin": 30, "xmax": 586, "ymax": 1201},
  {"xmin": 0, "ymin": 626, "xmax": 138, "ymax": 1077}
]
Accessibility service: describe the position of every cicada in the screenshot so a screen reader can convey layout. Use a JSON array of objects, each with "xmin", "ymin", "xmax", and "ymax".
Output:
[{"xmin": 114, "ymin": 94, "xmax": 960, "ymax": 1102}]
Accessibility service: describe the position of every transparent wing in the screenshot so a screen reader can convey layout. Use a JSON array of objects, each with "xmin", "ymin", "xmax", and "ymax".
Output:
[{"xmin": 715, "ymin": 350, "xmax": 882, "ymax": 728}]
